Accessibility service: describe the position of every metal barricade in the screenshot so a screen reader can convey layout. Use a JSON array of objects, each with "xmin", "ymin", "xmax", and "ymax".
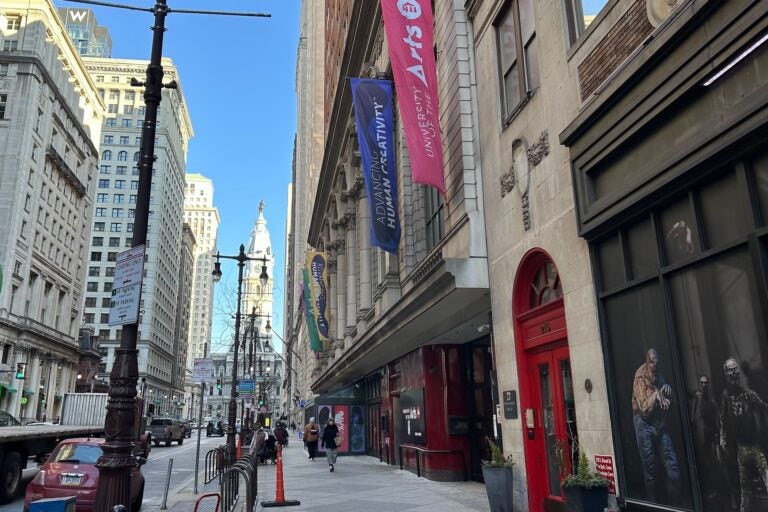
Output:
[
  {"xmin": 205, "ymin": 445, "xmax": 232, "ymax": 484},
  {"xmin": 219, "ymin": 452, "xmax": 259, "ymax": 512}
]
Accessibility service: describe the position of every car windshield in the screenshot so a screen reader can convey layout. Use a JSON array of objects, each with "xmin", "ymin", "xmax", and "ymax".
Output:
[
  {"xmin": 150, "ymin": 419, "xmax": 172, "ymax": 426},
  {"xmin": 51, "ymin": 443, "xmax": 102, "ymax": 464}
]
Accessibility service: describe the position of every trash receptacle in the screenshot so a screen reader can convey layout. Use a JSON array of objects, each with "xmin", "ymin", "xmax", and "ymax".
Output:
[{"xmin": 28, "ymin": 497, "xmax": 77, "ymax": 512}]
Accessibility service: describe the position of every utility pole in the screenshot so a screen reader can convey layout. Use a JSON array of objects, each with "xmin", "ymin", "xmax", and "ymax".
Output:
[{"xmin": 65, "ymin": 2, "xmax": 269, "ymax": 510}]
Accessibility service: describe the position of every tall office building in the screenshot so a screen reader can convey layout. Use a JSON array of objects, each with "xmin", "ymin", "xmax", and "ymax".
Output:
[
  {"xmin": 81, "ymin": 57, "xmax": 194, "ymax": 407},
  {"xmin": 58, "ymin": 8, "xmax": 111, "ymax": 57},
  {"xmin": 0, "ymin": 0, "xmax": 105, "ymax": 422},
  {"xmin": 183, "ymin": 173, "xmax": 219, "ymax": 367}
]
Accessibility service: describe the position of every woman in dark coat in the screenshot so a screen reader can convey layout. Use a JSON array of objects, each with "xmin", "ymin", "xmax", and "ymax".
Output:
[{"xmin": 320, "ymin": 417, "xmax": 340, "ymax": 472}]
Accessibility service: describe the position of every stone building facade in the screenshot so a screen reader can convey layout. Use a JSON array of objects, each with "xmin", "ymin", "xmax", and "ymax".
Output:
[{"xmin": 0, "ymin": 0, "xmax": 105, "ymax": 422}]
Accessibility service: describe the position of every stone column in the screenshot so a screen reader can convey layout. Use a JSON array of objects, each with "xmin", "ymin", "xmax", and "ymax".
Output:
[
  {"xmin": 45, "ymin": 363, "xmax": 58, "ymax": 421},
  {"xmin": 344, "ymin": 211, "xmax": 357, "ymax": 350},
  {"xmin": 357, "ymin": 192, "xmax": 372, "ymax": 326},
  {"xmin": 27, "ymin": 352, "xmax": 41, "ymax": 422},
  {"xmin": 327, "ymin": 248, "xmax": 338, "ymax": 342},
  {"xmin": 333, "ymin": 235, "xmax": 346, "ymax": 349}
]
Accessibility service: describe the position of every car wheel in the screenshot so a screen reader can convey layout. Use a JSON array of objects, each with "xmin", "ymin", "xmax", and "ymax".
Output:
[
  {"xmin": 0, "ymin": 452, "xmax": 22, "ymax": 503},
  {"xmin": 165, "ymin": 439, "xmax": 172, "ymax": 447},
  {"xmin": 177, "ymin": 436, "xmax": 183, "ymax": 446},
  {"xmin": 132, "ymin": 481, "xmax": 144, "ymax": 511},
  {"xmin": 153, "ymin": 440, "xmax": 160, "ymax": 447}
]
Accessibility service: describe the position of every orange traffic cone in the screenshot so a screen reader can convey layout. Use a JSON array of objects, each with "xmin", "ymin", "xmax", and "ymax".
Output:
[
  {"xmin": 236, "ymin": 435, "xmax": 241, "ymax": 460},
  {"xmin": 262, "ymin": 444, "xmax": 301, "ymax": 507}
]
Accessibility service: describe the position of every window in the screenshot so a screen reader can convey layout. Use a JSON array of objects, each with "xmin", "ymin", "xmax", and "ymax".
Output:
[
  {"xmin": 138, "ymin": 106, "xmax": 145, "ymax": 116},
  {"xmin": 106, "ymin": 118, "xmax": 117, "ymax": 127},
  {"xmin": 563, "ymin": 1, "xmax": 607, "ymax": 45},
  {"xmin": 114, "ymin": 194, "xmax": 125, "ymax": 203},
  {"xmin": 108, "ymin": 104, "xmax": 118, "ymax": 114},
  {"xmin": 96, "ymin": 193, "xmax": 108, "ymax": 203},
  {"xmin": 115, "ymin": 180, "xmax": 125, "ymax": 189},
  {"xmin": 135, "ymin": 137, "xmax": 141, "ymax": 145},
  {"xmin": 105, "ymin": 266, "xmax": 115, "ymax": 277},
  {"xmin": 117, "ymin": 151, "xmax": 128, "ymax": 161},
  {"xmin": 3, "ymin": 41, "xmax": 18, "ymax": 51},
  {"xmin": 107, "ymin": 252, "xmax": 117, "ymax": 262},
  {"xmin": 6, "ymin": 17, "xmax": 20, "ymax": 30},
  {"xmin": 119, "ymin": 136, "xmax": 129, "ymax": 144},
  {"xmin": 96, "ymin": 75, "xmax": 104, "ymax": 83},
  {"xmin": 123, "ymin": 105, "xmax": 133, "ymax": 115},
  {"xmin": 100, "ymin": 313, "xmax": 109, "ymax": 324},
  {"xmin": 109, "ymin": 90, "xmax": 119, "ymax": 100},
  {"xmin": 98, "ymin": 179, "xmax": 109, "ymax": 188},
  {"xmin": 102, "ymin": 297, "xmax": 111, "ymax": 308},
  {"xmin": 100, "ymin": 165, "xmax": 111, "ymax": 174},
  {"xmin": 111, "ymin": 76, "xmax": 119, "ymax": 83},
  {"xmin": 86, "ymin": 282, "xmax": 98, "ymax": 292},
  {"xmin": 132, "ymin": 167, "xmax": 139, "ymax": 176},
  {"xmin": 104, "ymin": 135, "xmax": 113, "ymax": 144},
  {"xmin": 0, "ymin": 94, "xmax": 6, "ymax": 119},
  {"xmin": 127, "ymin": 223, "xmax": 134, "ymax": 233},
  {"xmin": 496, "ymin": 0, "xmax": 539, "ymax": 120},
  {"xmin": 94, "ymin": 222, "xmax": 105, "ymax": 232},
  {"xmin": 85, "ymin": 296, "xmax": 97, "ymax": 306},
  {"xmin": 424, "ymin": 186, "xmax": 445, "ymax": 250},
  {"xmin": 116, "ymin": 166, "xmax": 127, "ymax": 175},
  {"xmin": 102, "ymin": 150, "xmax": 112, "ymax": 160},
  {"xmin": 110, "ymin": 222, "xmax": 121, "ymax": 232},
  {"xmin": 95, "ymin": 208, "xmax": 106, "ymax": 217},
  {"xmin": 104, "ymin": 280, "xmax": 113, "ymax": 291},
  {"xmin": 88, "ymin": 267, "xmax": 100, "ymax": 277},
  {"xmin": 130, "ymin": 181, "xmax": 138, "ymax": 190},
  {"xmin": 129, "ymin": 195, "xmax": 137, "ymax": 204},
  {"xmin": 125, "ymin": 91, "xmax": 135, "ymax": 101},
  {"xmin": 0, "ymin": 64, "xmax": 8, "ymax": 76},
  {"xmin": 83, "ymin": 313, "xmax": 95, "ymax": 323},
  {"xmin": 92, "ymin": 237, "xmax": 104, "ymax": 246},
  {"xmin": 121, "ymin": 119, "xmax": 132, "ymax": 128}
]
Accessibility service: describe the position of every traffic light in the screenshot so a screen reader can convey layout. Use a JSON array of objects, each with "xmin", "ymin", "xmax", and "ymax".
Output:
[
  {"xmin": 39, "ymin": 392, "xmax": 46, "ymax": 405},
  {"xmin": 258, "ymin": 394, "xmax": 264, "ymax": 407},
  {"xmin": 216, "ymin": 378, "xmax": 222, "ymax": 390},
  {"xmin": 15, "ymin": 363, "xmax": 26, "ymax": 379}
]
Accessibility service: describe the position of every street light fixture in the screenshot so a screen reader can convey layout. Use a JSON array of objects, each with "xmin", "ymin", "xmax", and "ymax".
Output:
[{"xmin": 212, "ymin": 245, "xmax": 269, "ymax": 456}]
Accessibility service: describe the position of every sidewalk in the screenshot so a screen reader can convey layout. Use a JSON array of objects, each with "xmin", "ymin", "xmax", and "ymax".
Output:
[{"xmin": 157, "ymin": 440, "xmax": 491, "ymax": 512}]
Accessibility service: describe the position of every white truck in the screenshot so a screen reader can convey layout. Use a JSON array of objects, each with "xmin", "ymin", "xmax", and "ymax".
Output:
[{"xmin": 0, "ymin": 392, "xmax": 150, "ymax": 503}]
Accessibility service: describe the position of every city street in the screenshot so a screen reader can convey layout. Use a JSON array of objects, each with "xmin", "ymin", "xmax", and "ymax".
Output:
[{"xmin": 0, "ymin": 432, "xmax": 224, "ymax": 511}]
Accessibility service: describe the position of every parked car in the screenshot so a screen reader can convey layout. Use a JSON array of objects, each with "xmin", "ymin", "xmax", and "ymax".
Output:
[
  {"xmin": 206, "ymin": 420, "xmax": 225, "ymax": 437},
  {"xmin": 0, "ymin": 410, "xmax": 20, "ymax": 427},
  {"xmin": 149, "ymin": 418, "xmax": 185, "ymax": 446},
  {"xmin": 23, "ymin": 437, "xmax": 145, "ymax": 512}
]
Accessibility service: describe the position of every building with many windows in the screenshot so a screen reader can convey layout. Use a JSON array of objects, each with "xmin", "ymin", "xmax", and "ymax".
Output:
[
  {"xmin": 57, "ymin": 8, "xmax": 111, "ymax": 58},
  {"xmin": 0, "ymin": 0, "xmax": 105, "ymax": 422},
  {"xmin": 284, "ymin": 0, "xmax": 326, "ymax": 429},
  {"xmin": 183, "ymin": 173, "xmax": 219, "ymax": 366},
  {"xmin": 80, "ymin": 57, "xmax": 194, "ymax": 408}
]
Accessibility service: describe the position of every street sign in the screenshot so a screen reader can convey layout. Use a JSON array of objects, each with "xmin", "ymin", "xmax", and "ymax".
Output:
[
  {"xmin": 240, "ymin": 379, "xmax": 255, "ymax": 400},
  {"xmin": 193, "ymin": 358, "xmax": 213, "ymax": 383},
  {"xmin": 298, "ymin": 399, "xmax": 306, "ymax": 408},
  {"xmin": 108, "ymin": 245, "xmax": 145, "ymax": 326}
]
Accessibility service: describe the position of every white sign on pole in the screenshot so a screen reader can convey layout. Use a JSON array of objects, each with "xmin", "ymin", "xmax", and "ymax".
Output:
[
  {"xmin": 193, "ymin": 358, "xmax": 214, "ymax": 383},
  {"xmin": 108, "ymin": 245, "xmax": 146, "ymax": 326}
]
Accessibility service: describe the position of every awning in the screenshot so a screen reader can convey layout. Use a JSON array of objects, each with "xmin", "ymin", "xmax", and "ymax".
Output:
[{"xmin": 0, "ymin": 383, "xmax": 17, "ymax": 393}]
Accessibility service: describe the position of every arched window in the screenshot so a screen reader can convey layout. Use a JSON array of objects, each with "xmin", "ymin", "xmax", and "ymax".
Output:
[
  {"xmin": 117, "ymin": 151, "xmax": 128, "ymax": 161},
  {"xmin": 133, "ymin": 151, "xmax": 140, "ymax": 162},
  {"xmin": 529, "ymin": 261, "xmax": 562, "ymax": 309},
  {"xmin": 102, "ymin": 150, "xmax": 112, "ymax": 160}
]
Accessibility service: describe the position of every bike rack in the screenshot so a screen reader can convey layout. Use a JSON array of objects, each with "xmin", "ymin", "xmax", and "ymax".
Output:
[{"xmin": 204, "ymin": 445, "xmax": 232, "ymax": 484}]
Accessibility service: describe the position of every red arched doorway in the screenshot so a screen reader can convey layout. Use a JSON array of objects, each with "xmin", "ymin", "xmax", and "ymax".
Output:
[{"xmin": 513, "ymin": 249, "xmax": 578, "ymax": 511}]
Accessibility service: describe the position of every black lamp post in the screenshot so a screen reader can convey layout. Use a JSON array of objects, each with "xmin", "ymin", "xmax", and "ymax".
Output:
[{"xmin": 212, "ymin": 245, "xmax": 268, "ymax": 456}]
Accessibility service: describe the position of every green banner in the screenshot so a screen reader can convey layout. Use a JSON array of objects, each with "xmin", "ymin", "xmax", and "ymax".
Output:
[{"xmin": 303, "ymin": 268, "xmax": 324, "ymax": 352}]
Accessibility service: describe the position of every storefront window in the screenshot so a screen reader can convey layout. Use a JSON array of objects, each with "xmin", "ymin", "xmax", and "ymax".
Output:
[
  {"xmin": 602, "ymin": 282, "xmax": 693, "ymax": 508},
  {"xmin": 596, "ymin": 150, "xmax": 768, "ymax": 510},
  {"xmin": 670, "ymin": 249, "xmax": 767, "ymax": 511}
]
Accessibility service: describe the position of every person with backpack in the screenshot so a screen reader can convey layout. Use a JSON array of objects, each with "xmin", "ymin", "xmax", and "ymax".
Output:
[
  {"xmin": 275, "ymin": 423, "xmax": 289, "ymax": 447},
  {"xmin": 303, "ymin": 417, "xmax": 320, "ymax": 460}
]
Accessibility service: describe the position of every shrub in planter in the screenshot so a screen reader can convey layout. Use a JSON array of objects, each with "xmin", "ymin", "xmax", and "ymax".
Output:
[
  {"xmin": 481, "ymin": 437, "xmax": 515, "ymax": 512},
  {"xmin": 561, "ymin": 451, "xmax": 609, "ymax": 512}
]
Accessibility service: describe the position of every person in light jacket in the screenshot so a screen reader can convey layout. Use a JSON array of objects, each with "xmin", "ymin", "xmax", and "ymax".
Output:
[{"xmin": 321, "ymin": 417, "xmax": 340, "ymax": 472}]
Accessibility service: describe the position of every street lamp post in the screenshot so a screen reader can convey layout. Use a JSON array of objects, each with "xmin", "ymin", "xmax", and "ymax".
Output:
[{"xmin": 212, "ymin": 246, "xmax": 268, "ymax": 457}]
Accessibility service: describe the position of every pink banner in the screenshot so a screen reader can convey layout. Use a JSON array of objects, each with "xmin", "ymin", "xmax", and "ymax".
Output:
[
  {"xmin": 381, "ymin": 0, "xmax": 445, "ymax": 193},
  {"xmin": 334, "ymin": 405, "xmax": 349, "ymax": 453}
]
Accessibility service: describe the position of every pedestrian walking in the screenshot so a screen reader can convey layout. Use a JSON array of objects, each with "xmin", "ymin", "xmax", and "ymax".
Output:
[
  {"xmin": 290, "ymin": 421, "xmax": 296, "ymax": 432},
  {"xmin": 304, "ymin": 417, "xmax": 320, "ymax": 460},
  {"xmin": 275, "ymin": 423, "xmax": 289, "ymax": 446},
  {"xmin": 321, "ymin": 417, "xmax": 340, "ymax": 472}
]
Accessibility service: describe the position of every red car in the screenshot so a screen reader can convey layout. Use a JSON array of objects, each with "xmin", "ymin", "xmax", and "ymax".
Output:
[{"xmin": 23, "ymin": 437, "xmax": 145, "ymax": 512}]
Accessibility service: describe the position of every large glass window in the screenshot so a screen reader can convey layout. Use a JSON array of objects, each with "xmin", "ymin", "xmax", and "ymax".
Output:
[
  {"xmin": 495, "ymin": 0, "xmax": 539, "ymax": 121},
  {"xmin": 595, "ymin": 150, "xmax": 768, "ymax": 511}
]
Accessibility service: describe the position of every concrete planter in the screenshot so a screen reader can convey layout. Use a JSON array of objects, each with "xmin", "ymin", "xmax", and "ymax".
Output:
[{"xmin": 481, "ymin": 465, "xmax": 514, "ymax": 512}]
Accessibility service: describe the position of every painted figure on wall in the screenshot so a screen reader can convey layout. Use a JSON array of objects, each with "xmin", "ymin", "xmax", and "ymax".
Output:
[
  {"xmin": 720, "ymin": 357, "xmax": 768, "ymax": 512},
  {"xmin": 691, "ymin": 374, "xmax": 729, "ymax": 509},
  {"xmin": 631, "ymin": 348, "xmax": 681, "ymax": 503}
]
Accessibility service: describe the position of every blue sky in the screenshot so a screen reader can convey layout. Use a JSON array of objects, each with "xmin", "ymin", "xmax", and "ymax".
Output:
[{"xmin": 57, "ymin": 0, "xmax": 300, "ymax": 353}]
